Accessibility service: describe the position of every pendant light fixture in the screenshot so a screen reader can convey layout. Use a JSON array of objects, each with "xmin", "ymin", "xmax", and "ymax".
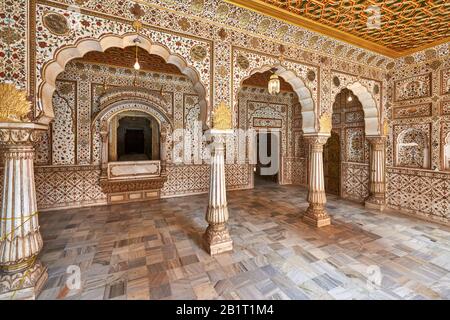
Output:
[
  {"xmin": 268, "ymin": 44, "xmax": 285, "ymax": 95},
  {"xmin": 133, "ymin": 38, "xmax": 141, "ymax": 71},
  {"xmin": 268, "ymin": 68, "xmax": 280, "ymax": 95}
]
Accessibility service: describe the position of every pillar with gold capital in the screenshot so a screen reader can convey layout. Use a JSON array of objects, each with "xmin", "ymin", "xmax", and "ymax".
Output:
[
  {"xmin": 0, "ymin": 122, "xmax": 48, "ymax": 300},
  {"xmin": 0, "ymin": 84, "xmax": 48, "ymax": 299},
  {"xmin": 365, "ymin": 136, "xmax": 387, "ymax": 211},
  {"xmin": 303, "ymin": 134, "xmax": 331, "ymax": 228},
  {"xmin": 203, "ymin": 102, "xmax": 233, "ymax": 255}
]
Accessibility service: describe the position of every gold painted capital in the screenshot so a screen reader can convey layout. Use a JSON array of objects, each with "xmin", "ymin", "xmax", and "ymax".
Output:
[
  {"xmin": 304, "ymin": 135, "xmax": 330, "ymax": 147},
  {"xmin": 366, "ymin": 135, "xmax": 386, "ymax": 148},
  {"xmin": 212, "ymin": 102, "xmax": 232, "ymax": 130},
  {"xmin": 0, "ymin": 84, "xmax": 31, "ymax": 122}
]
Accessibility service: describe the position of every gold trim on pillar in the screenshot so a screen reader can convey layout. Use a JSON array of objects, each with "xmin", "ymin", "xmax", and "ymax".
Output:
[
  {"xmin": 212, "ymin": 101, "xmax": 232, "ymax": 130},
  {"xmin": 0, "ymin": 84, "xmax": 31, "ymax": 122}
]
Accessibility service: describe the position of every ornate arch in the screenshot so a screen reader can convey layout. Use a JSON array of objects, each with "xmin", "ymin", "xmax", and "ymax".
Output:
[
  {"xmin": 346, "ymin": 82, "xmax": 380, "ymax": 136},
  {"xmin": 91, "ymin": 92, "xmax": 174, "ymax": 163},
  {"xmin": 93, "ymin": 99, "xmax": 173, "ymax": 133},
  {"xmin": 38, "ymin": 33, "xmax": 208, "ymax": 125},
  {"xmin": 396, "ymin": 128, "xmax": 430, "ymax": 168},
  {"xmin": 238, "ymin": 65, "xmax": 317, "ymax": 134},
  {"xmin": 94, "ymin": 86, "xmax": 173, "ymax": 128}
]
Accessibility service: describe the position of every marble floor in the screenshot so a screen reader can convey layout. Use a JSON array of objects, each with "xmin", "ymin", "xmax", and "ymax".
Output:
[{"xmin": 37, "ymin": 180, "xmax": 450, "ymax": 300}]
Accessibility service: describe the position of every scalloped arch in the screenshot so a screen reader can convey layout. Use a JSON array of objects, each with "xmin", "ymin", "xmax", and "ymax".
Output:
[
  {"xmin": 93, "ymin": 99, "xmax": 174, "ymax": 131},
  {"xmin": 38, "ymin": 33, "xmax": 208, "ymax": 125},
  {"xmin": 240, "ymin": 65, "xmax": 316, "ymax": 134},
  {"xmin": 346, "ymin": 82, "xmax": 380, "ymax": 136}
]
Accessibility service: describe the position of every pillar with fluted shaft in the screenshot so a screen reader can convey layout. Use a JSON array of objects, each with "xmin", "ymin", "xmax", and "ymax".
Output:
[
  {"xmin": 303, "ymin": 135, "xmax": 331, "ymax": 227},
  {"xmin": 0, "ymin": 122, "xmax": 48, "ymax": 300},
  {"xmin": 203, "ymin": 129, "xmax": 233, "ymax": 255},
  {"xmin": 365, "ymin": 136, "xmax": 386, "ymax": 210}
]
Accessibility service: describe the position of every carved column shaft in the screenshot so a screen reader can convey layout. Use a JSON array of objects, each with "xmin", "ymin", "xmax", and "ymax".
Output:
[
  {"xmin": 160, "ymin": 132, "xmax": 167, "ymax": 175},
  {"xmin": 365, "ymin": 136, "xmax": 386, "ymax": 210},
  {"xmin": 0, "ymin": 124, "xmax": 48, "ymax": 300},
  {"xmin": 303, "ymin": 135, "xmax": 331, "ymax": 228},
  {"xmin": 203, "ymin": 131, "xmax": 233, "ymax": 256},
  {"xmin": 0, "ymin": 145, "xmax": 41, "ymax": 270}
]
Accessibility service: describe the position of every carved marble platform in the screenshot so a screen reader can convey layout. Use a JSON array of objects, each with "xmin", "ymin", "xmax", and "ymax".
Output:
[{"xmin": 99, "ymin": 161, "xmax": 167, "ymax": 204}]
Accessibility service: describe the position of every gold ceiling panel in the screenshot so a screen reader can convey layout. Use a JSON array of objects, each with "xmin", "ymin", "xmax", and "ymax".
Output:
[{"xmin": 227, "ymin": 0, "xmax": 450, "ymax": 57}]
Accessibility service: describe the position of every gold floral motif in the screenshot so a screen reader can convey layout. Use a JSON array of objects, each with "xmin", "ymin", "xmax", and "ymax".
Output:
[
  {"xmin": 216, "ymin": 4, "xmax": 230, "ymax": 20},
  {"xmin": 383, "ymin": 119, "xmax": 389, "ymax": 136},
  {"xmin": 239, "ymin": 12, "xmax": 251, "ymax": 28},
  {"xmin": 319, "ymin": 113, "xmax": 332, "ymax": 133},
  {"xmin": 0, "ymin": 84, "xmax": 31, "ymax": 122},
  {"xmin": 190, "ymin": 45, "xmax": 207, "ymax": 62},
  {"xmin": 236, "ymin": 54, "xmax": 250, "ymax": 70},
  {"xmin": 190, "ymin": 0, "xmax": 204, "ymax": 13},
  {"xmin": 257, "ymin": 19, "xmax": 271, "ymax": 33},
  {"xmin": 213, "ymin": 102, "xmax": 232, "ymax": 130}
]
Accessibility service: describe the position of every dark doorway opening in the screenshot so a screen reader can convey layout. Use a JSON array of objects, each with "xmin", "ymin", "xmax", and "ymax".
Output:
[
  {"xmin": 125, "ymin": 129, "xmax": 145, "ymax": 155},
  {"xmin": 117, "ymin": 116, "xmax": 155, "ymax": 161},
  {"xmin": 254, "ymin": 132, "xmax": 279, "ymax": 185}
]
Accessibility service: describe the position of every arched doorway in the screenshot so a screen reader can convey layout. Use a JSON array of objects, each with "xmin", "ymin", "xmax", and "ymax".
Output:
[
  {"xmin": 324, "ymin": 131, "xmax": 341, "ymax": 196},
  {"xmin": 237, "ymin": 69, "xmax": 305, "ymax": 186},
  {"xmin": 328, "ymin": 88, "xmax": 370, "ymax": 203}
]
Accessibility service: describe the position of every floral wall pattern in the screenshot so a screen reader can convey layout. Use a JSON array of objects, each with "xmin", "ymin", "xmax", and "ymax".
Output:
[{"xmin": 386, "ymin": 46, "xmax": 450, "ymax": 223}]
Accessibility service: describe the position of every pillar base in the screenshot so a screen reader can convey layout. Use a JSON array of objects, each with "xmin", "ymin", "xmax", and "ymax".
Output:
[
  {"xmin": 365, "ymin": 197, "xmax": 386, "ymax": 211},
  {"xmin": 302, "ymin": 206, "xmax": 331, "ymax": 228},
  {"xmin": 0, "ymin": 261, "xmax": 48, "ymax": 300},
  {"xmin": 203, "ymin": 224, "xmax": 233, "ymax": 256}
]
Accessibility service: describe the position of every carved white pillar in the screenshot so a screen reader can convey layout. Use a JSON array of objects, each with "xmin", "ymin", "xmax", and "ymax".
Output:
[
  {"xmin": 0, "ymin": 123, "xmax": 48, "ymax": 300},
  {"xmin": 365, "ymin": 136, "xmax": 386, "ymax": 210},
  {"xmin": 303, "ymin": 135, "xmax": 331, "ymax": 227},
  {"xmin": 203, "ymin": 129, "xmax": 233, "ymax": 255},
  {"xmin": 160, "ymin": 130, "xmax": 167, "ymax": 175},
  {"xmin": 100, "ymin": 130, "xmax": 109, "ymax": 177}
]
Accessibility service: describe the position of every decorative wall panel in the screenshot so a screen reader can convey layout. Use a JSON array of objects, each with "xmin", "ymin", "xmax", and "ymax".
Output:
[
  {"xmin": 393, "ymin": 103, "xmax": 432, "ymax": 119},
  {"xmin": 0, "ymin": 0, "xmax": 27, "ymax": 89},
  {"xmin": 51, "ymin": 80, "xmax": 77, "ymax": 165},
  {"xmin": 394, "ymin": 123, "xmax": 431, "ymax": 169},
  {"xmin": 442, "ymin": 68, "xmax": 450, "ymax": 95},
  {"xmin": 441, "ymin": 101, "xmax": 450, "ymax": 116},
  {"xmin": 341, "ymin": 163, "xmax": 369, "ymax": 204},
  {"xmin": 387, "ymin": 168, "xmax": 449, "ymax": 224},
  {"xmin": 394, "ymin": 73, "xmax": 432, "ymax": 102}
]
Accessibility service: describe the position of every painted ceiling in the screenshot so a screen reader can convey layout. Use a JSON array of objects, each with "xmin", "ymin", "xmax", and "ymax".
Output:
[
  {"xmin": 76, "ymin": 47, "xmax": 183, "ymax": 75},
  {"xmin": 227, "ymin": 0, "xmax": 450, "ymax": 57},
  {"xmin": 242, "ymin": 70, "xmax": 294, "ymax": 91}
]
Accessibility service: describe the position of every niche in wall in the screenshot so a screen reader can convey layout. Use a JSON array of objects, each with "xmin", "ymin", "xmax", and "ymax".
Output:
[{"xmin": 394, "ymin": 124, "xmax": 431, "ymax": 169}]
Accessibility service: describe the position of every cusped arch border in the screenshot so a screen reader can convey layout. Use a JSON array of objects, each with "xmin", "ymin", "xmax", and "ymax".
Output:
[
  {"xmin": 345, "ymin": 82, "xmax": 380, "ymax": 136},
  {"xmin": 237, "ymin": 65, "xmax": 317, "ymax": 134},
  {"xmin": 38, "ymin": 33, "xmax": 208, "ymax": 126},
  {"xmin": 97, "ymin": 86, "xmax": 172, "ymax": 120},
  {"xmin": 92, "ymin": 99, "xmax": 174, "ymax": 132},
  {"xmin": 92, "ymin": 98, "xmax": 174, "ymax": 162}
]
